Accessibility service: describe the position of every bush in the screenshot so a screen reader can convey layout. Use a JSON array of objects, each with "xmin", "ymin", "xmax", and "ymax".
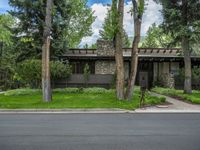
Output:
[
  {"xmin": 53, "ymin": 88, "xmax": 81, "ymax": 94},
  {"xmin": 83, "ymin": 87, "xmax": 114, "ymax": 94},
  {"xmin": 83, "ymin": 63, "xmax": 90, "ymax": 87},
  {"xmin": 17, "ymin": 59, "xmax": 72, "ymax": 88},
  {"xmin": 5, "ymin": 88, "xmax": 41, "ymax": 96}
]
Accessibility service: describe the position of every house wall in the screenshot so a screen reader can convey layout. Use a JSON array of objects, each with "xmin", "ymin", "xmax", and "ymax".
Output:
[
  {"xmin": 95, "ymin": 61, "xmax": 115, "ymax": 74},
  {"xmin": 95, "ymin": 40, "xmax": 129, "ymax": 79},
  {"xmin": 95, "ymin": 60, "xmax": 129, "ymax": 79}
]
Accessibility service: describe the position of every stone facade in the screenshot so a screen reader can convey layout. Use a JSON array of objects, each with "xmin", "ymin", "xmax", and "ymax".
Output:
[
  {"xmin": 96, "ymin": 40, "xmax": 115, "ymax": 56},
  {"xmin": 95, "ymin": 60, "xmax": 129, "ymax": 79},
  {"xmin": 95, "ymin": 61, "xmax": 116, "ymax": 74}
]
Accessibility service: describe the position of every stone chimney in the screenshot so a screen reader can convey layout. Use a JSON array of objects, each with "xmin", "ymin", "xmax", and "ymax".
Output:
[{"xmin": 96, "ymin": 39, "xmax": 115, "ymax": 56}]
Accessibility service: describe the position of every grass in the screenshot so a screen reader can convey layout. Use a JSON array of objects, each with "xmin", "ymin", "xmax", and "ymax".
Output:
[
  {"xmin": 0, "ymin": 87, "xmax": 166, "ymax": 110},
  {"xmin": 152, "ymin": 87, "xmax": 200, "ymax": 104}
]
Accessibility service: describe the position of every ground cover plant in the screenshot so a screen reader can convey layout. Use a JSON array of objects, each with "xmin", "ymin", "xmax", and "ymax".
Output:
[
  {"xmin": 0, "ymin": 87, "xmax": 165, "ymax": 110},
  {"xmin": 152, "ymin": 87, "xmax": 200, "ymax": 104}
]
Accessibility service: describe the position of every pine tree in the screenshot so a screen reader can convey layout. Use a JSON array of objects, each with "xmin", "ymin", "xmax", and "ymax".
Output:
[
  {"xmin": 9, "ymin": 0, "xmax": 95, "ymax": 61},
  {"xmin": 155, "ymin": 0, "xmax": 200, "ymax": 94}
]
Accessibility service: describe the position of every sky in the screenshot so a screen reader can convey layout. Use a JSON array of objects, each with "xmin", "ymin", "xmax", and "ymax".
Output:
[{"xmin": 0, "ymin": 0, "xmax": 163, "ymax": 46}]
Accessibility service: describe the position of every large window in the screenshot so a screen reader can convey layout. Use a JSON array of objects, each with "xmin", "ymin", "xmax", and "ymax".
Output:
[{"xmin": 71, "ymin": 61, "xmax": 95, "ymax": 74}]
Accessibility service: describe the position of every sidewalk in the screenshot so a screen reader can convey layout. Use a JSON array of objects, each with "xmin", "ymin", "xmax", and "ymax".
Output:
[{"xmin": 135, "ymin": 92, "xmax": 200, "ymax": 113}]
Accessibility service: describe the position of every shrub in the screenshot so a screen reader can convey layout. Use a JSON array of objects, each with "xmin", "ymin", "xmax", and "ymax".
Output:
[
  {"xmin": 5, "ymin": 88, "xmax": 41, "ymax": 96},
  {"xmin": 83, "ymin": 87, "xmax": 114, "ymax": 94},
  {"xmin": 17, "ymin": 59, "xmax": 72, "ymax": 88},
  {"xmin": 53, "ymin": 88, "xmax": 81, "ymax": 94},
  {"xmin": 83, "ymin": 63, "xmax": 90, "ymax": 87}
]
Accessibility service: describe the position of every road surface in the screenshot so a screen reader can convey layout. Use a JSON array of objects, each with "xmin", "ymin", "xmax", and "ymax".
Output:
[{"xmin": 0, "ymin": 113, "xmax": 200, "ymax": 150}]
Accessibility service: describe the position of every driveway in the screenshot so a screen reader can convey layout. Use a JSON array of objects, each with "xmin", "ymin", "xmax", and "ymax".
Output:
[{"xmin": 0, "ymin": 113, "xmax": 200, "ymax": 150}]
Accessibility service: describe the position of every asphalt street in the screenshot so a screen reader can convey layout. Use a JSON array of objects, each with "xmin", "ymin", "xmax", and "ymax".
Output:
[{"xmin": 0, "ymin": 113, "xmax": 200, "ymax": 150}]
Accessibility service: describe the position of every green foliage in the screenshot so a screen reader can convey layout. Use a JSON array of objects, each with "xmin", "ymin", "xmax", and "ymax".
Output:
[
  {"xmin": 0, "ymin": 14, "xmax": 15, "ymax": 46},
  {"xmin": 89, "ymin": 43, "xmax": 97, "ymax": 49},
  {"xmin": 83, "ymin": 87, "xmax": 114, "ymax": 94},
  {"xmin": 51, "ymin": 60, "xmax": 72, "ymax": 80},
  {"xmin": 16, "ymin": 59, "xmax": 72, "ymax": 88},
  {"xmin": 9, "ymin": 0, "xmax": 95, "ymax": 61},
  {"xmin": 0, "ymin": 14, "xmax": 17, "ymax": 90},
  {"xmin": 176, "ymin": 67, "xmax": 200, "ymax": 82},
  {"xmin": 141, "ymin": 23, "xmax": 177, "ymax": 48},
  {"xmin": 5, "ymin": 88, "xmax": 41, "ymax": 96},
  {"xmin": 138, "ymin": 0, "xmax": 145, "ymax": 17},
  {"xmin": 156, "ymin": 0, "xmax": 200, "ymax": 50},
  {"xmin": 51, "ymin": 88, "xmax": 81, "ymax": 94},
  {"xmin": 99, "ymin": 0, "xmax": 130, "ymax": 47},
  {"xmin": 83, "ymin": 63, "xmax": 90, "ymax": 84}
]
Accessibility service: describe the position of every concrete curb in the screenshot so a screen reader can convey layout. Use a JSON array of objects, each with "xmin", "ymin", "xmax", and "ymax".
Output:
[
  {"xmin": 0, "ymin": 109, "xmax": 200, "ymax": 114},
  {"xmin": 0, "ymin": 109, "xmax": 135, "ymax": 114}
]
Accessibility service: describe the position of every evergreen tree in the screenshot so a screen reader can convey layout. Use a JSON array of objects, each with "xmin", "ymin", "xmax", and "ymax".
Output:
[
  {"xmin": 155, "ymin": 0, "xmax": 200, "ymax": 94},
  {"xmin": 9, "ymin": 0, "xmax": 95, "ymax": 61},
  {"xmin": 99, "ymin": 0, "xmax": 130, "ymax": 48},
  {"xmin": 141, "ymin": 23, "xmax": 176, "ymax": 48}
]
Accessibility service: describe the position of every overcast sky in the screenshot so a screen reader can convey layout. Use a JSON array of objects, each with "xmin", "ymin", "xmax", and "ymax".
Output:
[{"xmin": 0, "ymin": 0, "xmax": 163, "ymax": 46}]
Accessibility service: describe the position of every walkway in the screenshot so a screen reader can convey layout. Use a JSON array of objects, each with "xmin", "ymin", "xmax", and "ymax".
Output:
[{"xmin": 135, "ymin": 92, "xmax": 200, "ymax": 113}]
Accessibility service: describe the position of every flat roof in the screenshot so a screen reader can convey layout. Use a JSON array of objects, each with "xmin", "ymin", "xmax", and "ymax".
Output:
[{"xmin": 61, "ymin": 48, "xmax": 200, "ymax": 59}]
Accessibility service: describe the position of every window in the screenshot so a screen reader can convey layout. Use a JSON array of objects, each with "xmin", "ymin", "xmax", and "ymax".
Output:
[{"xmin": 71, "ymin": 61, "xmax": 95, "ymax": 74}]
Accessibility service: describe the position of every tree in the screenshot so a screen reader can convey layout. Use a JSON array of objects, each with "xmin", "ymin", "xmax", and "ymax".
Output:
[
  {"xmin": 141, "ymin": 23, "xmax": 175, "ymax": 48},
  {"xmin": 99, "ymin": 0, "xmax": 130, "ymax": 48},
  {"xmin": 115, "ymin": 0, "xmax": 125, "ymax": 100},
  {"xmin": 42, "ymin": 0, "xmax": 53, "ymax": 102},
  {"xmin": 0, "ymin": 14, "xmax": 16, "ymax": 90},
  {"xmin": 9, "ymin": 0, "xmax": 95, "ymax": 61},
  {"xmin": 155, "ymin": 0, "xmax": 200, "ymax": 94},
  {"xmin": 125, "ymin": 0, "xmax": 145, "ymax": 101}
]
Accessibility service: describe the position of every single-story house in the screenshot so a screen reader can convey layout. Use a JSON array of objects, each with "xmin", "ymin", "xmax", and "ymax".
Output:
[{"xmin": 55, "ymin": 40, "xmax": 200, "ymax": 89}]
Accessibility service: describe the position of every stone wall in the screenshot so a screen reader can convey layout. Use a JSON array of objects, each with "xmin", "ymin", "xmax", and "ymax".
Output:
[
  {"xmin": 96, "ymin": 40, "xmax": 115, "ymax": 56},
  {"xmin": 95, "ymin": 40, "xmax": 130, "ymax": 78},
  {"xmin": 95, "ymin": 61, "xmax": 116, "ymax": 74},
  {"xmin": 95, "ymin": 60, "xmax": 129, "ymax": 79}
]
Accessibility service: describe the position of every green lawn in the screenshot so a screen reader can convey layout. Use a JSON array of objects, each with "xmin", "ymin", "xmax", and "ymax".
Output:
[
  {"xmin": 152, "ymin": 87, "xmax": 200, "ymax": 104},
  {"xmin": 0, "ymin": 87, "xmax": 165, "ymax": 110}
]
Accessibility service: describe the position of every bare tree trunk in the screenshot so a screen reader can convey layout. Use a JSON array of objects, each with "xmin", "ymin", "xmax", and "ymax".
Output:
[
  {"xmin": 42, "ymin": 0, "xmax": 53, "ymax": 102},
  {"xmin": 115, "ymin": 0, "xmax": 125, "ymax": 100},
  {"xmin": 182, "ymin": 0, "xmax": 192, "ymax": 94},
  {"xmin": 182, "ymin": 37, "xmax": 192, "ymax": 94},
  {"xmin": 125, "ymin": 19, "xmax": 141, "ymax": 101}
]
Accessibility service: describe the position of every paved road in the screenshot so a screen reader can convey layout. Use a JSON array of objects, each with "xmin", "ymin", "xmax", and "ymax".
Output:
[{"xmin": 0, "ymin": 113, "xmax": 200, "ymax": 150}]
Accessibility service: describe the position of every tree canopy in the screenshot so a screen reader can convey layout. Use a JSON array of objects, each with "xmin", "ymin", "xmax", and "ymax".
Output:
[
  {"xmin": 99, "ymin": 0, "xmax": 130, "ymax": 48},
  {"xmin": 156, "ymin": 0, "xmax": 200, "ymax": 49},
  {"xmin": 9, "ymin": 0, "xmax": 95, "ymax": 61},
  {"xmin": 141, "ymin": 23, "xmax": 176, "ymax": 48},
  {"xmin": 155, "ymin": 0, "xmax": 200, "ymax": 93}
]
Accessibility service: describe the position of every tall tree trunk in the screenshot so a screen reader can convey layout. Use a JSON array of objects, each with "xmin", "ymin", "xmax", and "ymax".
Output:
[
  {"xmin": 125, "ymin": 0, "xmax": 143, "ymax": 101},
  {"xmin": 42, "ymin": 0, "xmax": 53, "ymax": 102},
  {"xmin": 115, "ymin": 0, "xmax": 125, "ymax": 100},
  {"xmin": 182, "ymin": 0, "xmax": 192, "ymax": 94},
  {"xmin": 125, "ymin": 19, "xmax": 141, "ymax": 101},
  {"xmin": 182, "ymin": 37, "xmax": 192, "ymax": 94}
]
